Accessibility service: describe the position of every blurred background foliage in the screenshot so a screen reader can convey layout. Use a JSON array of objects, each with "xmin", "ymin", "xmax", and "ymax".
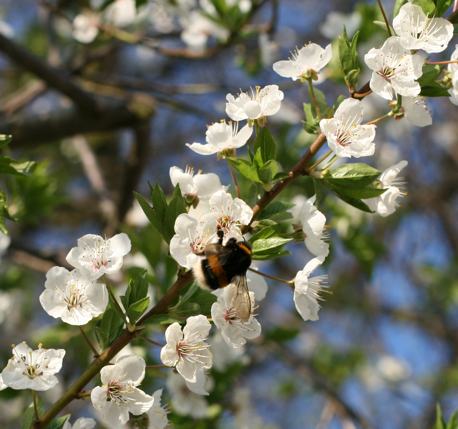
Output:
[{"xmin": 0, "ymin": 0, "xmax": 457, "ymax": 428}]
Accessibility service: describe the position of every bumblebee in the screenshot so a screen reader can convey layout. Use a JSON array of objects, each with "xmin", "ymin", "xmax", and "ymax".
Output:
[{"xmin": 193, "ymin": 230, "xmax": 252, "ymax": 322}]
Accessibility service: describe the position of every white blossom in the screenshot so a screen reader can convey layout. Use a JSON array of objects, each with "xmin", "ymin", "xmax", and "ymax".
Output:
[
  {"xmin": 66, "ymin": 233, "xmax": 131, "ymax": 280},
  {"xmin": 273, "ymin": 43, "xmax": 332, "ymax": 82},
  {"xmin": 206, "ymin": 189, "xmax": 253, "ymax": 240},
  {"xmin": 364, "ymin": 36, "xmax": 425, "ymax": 100},
  {"xmin": 320, "ymin": 11, "xmax": 361, "ymax": 39},
  {"xmin": 39, "ymin": 267, "xmax": 108, "ymax": 326},
  {"xmin": 166, "ymin": 371, "xmax": 209, "ymax": 418},
  {"xmin": 1, "ymin": 342, "xmax": 65, "ymax": 391},
  {"xmin": 402, "ymin": 96, "xmax": 432, "ymax": 127},
  {"xmin": 160, "ymin": 315, "xmax": 212, "ymax": 383},
  {"xmin": 186, "ymin": 121, "xmax": 253, "ymax": 155},
  {"xmin": 72, "ymin": 13, "xmax": 99, "ymax": 44},
  {"xmin": 246, "ymin": 269, "xmax": 268, "ymax": 301},
  {"xmin": 211, "ymin": 284, "xmax": 261, "ymax": 348},
  {"xmin": 364, "ymin": 160, "xmax": 408, "ymax": 217},
  {"xmin": 91, "ymin": 354, "xmax": 153, "ymax": 426},
  {"xmin": 62, "ymin": 417, "xmax": 96, "ymax": 429},
  {"xmin": 209, "ymin": 333, "xmax": 246, "ymax": 371},
  {"xmin": 169, "ymin": 213, "xmax": 218, "ymax": 269},
  {"xmin": 104, "ymin": 0, "xmax": 137, "ymax": 27},
  {"xmin": 448, "ymin": 45, "xmax": 458, "ymax": 105},
  {"xmin": 145, "ymin": 389, "xmax": 168, "ymax": 429},
  {"xmin": 290, "ymin": 195, "xmax": 329, "ymax": 258},
  {"xmin": 293, "ymin": 256, "xmax": 327, "ymax": 321},
  {"xmin": 449, "ymin": 76, "xmax": 458, "ymax": 106},
  {"xmin": 393, "ymin": 3, "xmax": 453, "ymax": 53},
  {"xmin": 170, "ymin": 166, "xmax": 224, "ymax": 199},
  {"xmin": 226, "ymin": 85, "xmax": 284, "ymax": 121},
  {"xmin": 0, "ymin": 232, "xmax": 11, "ymax": 258},
  {"xmin": 184, "ymin": 368, "xmax": 213, "ymax": 396},
  {"xmin": 0, "ymin": 375, "xmax": 6, "ymax": 391},
  {"xmin": 180, "ymin": 11, "xmax": 229, "ymax": 49},
  {"xmin": 320, "ymin": 98, "xmax": 376, "ymax": 158}
]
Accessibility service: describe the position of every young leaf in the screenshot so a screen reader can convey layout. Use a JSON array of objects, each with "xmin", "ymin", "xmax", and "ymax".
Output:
[
  {"xmin": 95, "ymin": 304, "xmax": 124, "ymax": 349},
  {"xmin": 303, "ymin": 103, "xmax": 319, "ymax": 134},
  {"xmin": 254, "ymin": 127, "xmax": 277, "ymax": 162},
  {"xmin": 324, "ymin": 163, "xmax": 380, "ymax": 184},
  {"xmin": 337, "ymin": 29, "xmax": 360, "ymax": 89},
  {"xmin": 251, "ymin": 237, "xmax": 293, "ymax": 254}
]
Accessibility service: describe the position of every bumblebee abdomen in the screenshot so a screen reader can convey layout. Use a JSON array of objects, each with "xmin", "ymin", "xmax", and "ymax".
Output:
[{"xmin": 200, "ymin": 256, "xmax": 228, "ymax": 290}]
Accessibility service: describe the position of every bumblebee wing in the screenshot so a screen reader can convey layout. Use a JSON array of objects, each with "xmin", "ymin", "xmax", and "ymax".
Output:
[{"xmin": 231, "ymin": 276, "xmax": 252, "ymax": 322}]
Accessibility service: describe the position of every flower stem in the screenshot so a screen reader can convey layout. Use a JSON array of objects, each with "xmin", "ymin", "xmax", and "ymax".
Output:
[
  {"xmin": 366, "ymin": 111, "xmax": 392, "ymax": 125},
  {"xmin": 248, "ymin": 267, "xmax": 294, "ymax": 287},
  {"xmin": 307, "ymin": 149, "xmax": 333, "ymax": 172},
  {"xmin": 32, "ymin": 391, "xmax": 40, "ymax": 422},
  {"xmin": 426, "ymin": 60, "xmax": 458, "ymax": 65},
  {"xmin": 226, "ymin": 158, "xmax": 241, "ymax": 198},
  {"xmin": 140, "ymin": 335, "xmax": 164, "ymax": 347},
  {"xmin": 79, "ymin": 326, "xmax": 100, "ymax": 357},
  {"xmin": 146, "ymin": 364, "xmax": 168, "ymax": 369},
  {"xmin": 307, "ymin": 77, "xmax": 321, "ymax": 119},
  {"xmin": 377, "ymin": 0, "xmax": 393, "ymax": 36}
]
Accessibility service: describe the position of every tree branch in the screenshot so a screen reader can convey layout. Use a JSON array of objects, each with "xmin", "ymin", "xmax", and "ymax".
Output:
[{"xmin": 0, "ymin": 33, "xmax": 100, "ymax": 114}]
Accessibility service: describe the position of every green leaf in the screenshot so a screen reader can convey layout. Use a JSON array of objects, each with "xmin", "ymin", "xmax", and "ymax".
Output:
[
  {"xmin": 95, "ymin": 303, "xmax": 124, "ymax": 349},
  {"xmin": 435, "ymin": 0, "xmax": 453, "ymax": 15},
  {"xmin": 256, "ymin": 200, "xmax": 293, "ymax": 222},
  {"xmin": 435, "ymin": 405, "xmax": 446, "ymax": 429},
  {"xmin": 227, "ymin": 158, "xmax": 262, "ymax": 183},
  {"xmin": 254, "ymin": 127, "xmax": 277, "ymax": 162},
  {"xmin": 121, "ymin": 269, "xmax": 151, "ymax": 323},
  {"xmin": 325, "ymin": 163, "xmax": 380, "ymax": 184},
  {"xmin": 166, "ymin": 184, "xmax": 187, "ymax": 240},
  {"xmin": 21, "ymin": 402, "xmax": 45, "ymax": 429},
  {"xmin": 337, "ymin": 29, "xmax": 360, "ymax": 89},
  {"xmin": 127, "ymin": 296, "xmax": 150, "ymax": 322},
  {"xmin": 135, "ymin": 0, "xmax": 148, "ymax": 9},
  {"xmin": 303, "ymin": 103, "xmax": 319, "ymax": 134},
  {"xmin": 333, "ymin": 189, "xmax": 374, "ymax": 213},
  {"xmin": 0, "ymin": 134, "xmax": 12, "ymax": 149},
  {"xmin": 413, "ymin": 0, "xmax": 436, "ymax": 14},
  {"xmin": 252, "ymin": 237, "xmax": 292, "ymax": 254},
  {"xmin": 135, "ymin": 184, "xmax": 186, "ymax": 243},
  {"xmin": 393, "ymin": 0, "xmax": 408, "ymax": 16},
  {"xmin": 47, "ymin": 415, "xmax": 71, "ymax": 429},
  {"xmin": 420, "ymin": 85, "xmax": 450, "ymax": 97}
]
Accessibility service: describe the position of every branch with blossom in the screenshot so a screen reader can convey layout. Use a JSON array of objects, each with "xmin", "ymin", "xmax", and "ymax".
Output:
[{"xmin": 1, "ymin": 0, "xmax": 458, "ymax": 428}]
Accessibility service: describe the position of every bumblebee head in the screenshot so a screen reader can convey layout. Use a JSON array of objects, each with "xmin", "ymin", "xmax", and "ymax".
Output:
[{"xmin": 224, "ymin": 238, "xmax": 252, "ymax": 256}]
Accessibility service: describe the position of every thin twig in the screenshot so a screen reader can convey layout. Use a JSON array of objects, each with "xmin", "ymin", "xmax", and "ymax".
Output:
[
  {"xmin": 79, "ymin": 326, "xmax": 100, "ymax": 358},
  {"xmin": 248, "ymin": 267, "xmax": 293, "ymax": 286},
  {"xmin": 377, "ymin": 0, "xmax": 393, "ymax": 36},
  {"xmin": 32, "ymin": 391, "xmax": 40, "ymax": 423}
]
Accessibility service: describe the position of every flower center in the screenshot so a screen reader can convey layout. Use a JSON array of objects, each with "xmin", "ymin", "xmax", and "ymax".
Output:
[
  {"xmin": 24, "ymin": 363, "xmax": 43, "ymax": 379},
  {"xmin": 107, "ymin": 380, "xmax": 130, "ymax": 403},
  {"xmin": 176, "ymin": 340, "xmax": 209, "ymax": 365},
  {"xmin": 64, "ymin": 284, "xmax": 87, "ymax": 310},
  {"xmin": 378, "ymin": 66, "xmax": 395, "ymax": 82},
  {"xmin": 190, "ymin": 237, "xmax": 205, "ymax": 255},
  {"xmin": 223, "ymin": 307, "xmax": 240, "ymax": 324}
]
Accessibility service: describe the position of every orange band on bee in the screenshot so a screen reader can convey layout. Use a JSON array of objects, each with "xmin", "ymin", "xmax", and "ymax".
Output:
[
  {"xmin": 207, "ymin": 255, "xmax": 228, "ymax": 287},
  {"xmin": 237, "ymin": 243, "xmax": 252, "ymax": 255}
]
